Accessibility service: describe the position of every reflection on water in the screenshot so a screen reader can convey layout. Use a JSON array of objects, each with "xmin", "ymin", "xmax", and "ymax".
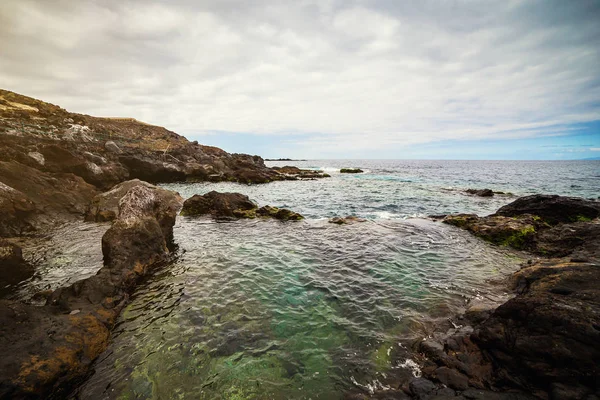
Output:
[{"xmin": 77, "ymin": 218, "xmax": 522, "ymax": 399}]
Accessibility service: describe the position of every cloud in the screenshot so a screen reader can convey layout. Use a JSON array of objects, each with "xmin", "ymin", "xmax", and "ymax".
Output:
[{"xmin": 1, "ymin": 0, "xmax": 599, "ymax": 157}]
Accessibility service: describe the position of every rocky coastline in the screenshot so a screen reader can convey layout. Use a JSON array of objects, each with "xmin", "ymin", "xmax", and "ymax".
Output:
[{"xmin": 1, "ymin": 89, "xmax": 598, "ymax": 399}]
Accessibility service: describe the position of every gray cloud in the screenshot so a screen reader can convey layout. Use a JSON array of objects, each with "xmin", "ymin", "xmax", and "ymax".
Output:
[{"xmin": 1, "ymin": 0, "xmax": 599, "ymax": 154}]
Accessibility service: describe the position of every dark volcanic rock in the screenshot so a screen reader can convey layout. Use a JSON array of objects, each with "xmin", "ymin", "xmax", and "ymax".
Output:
[
  {"xmin": 475, "ymin": 260, "xmax": 600, "ymax": 398},
  {"xmin": 466, "ymin": 188, "xmax": 494, "ymax": 197},
  {"xmin": 181, "ymin": 191, "xmax": 304, "ymax": 221},
  {"xmin": 495, "ymin": 194, "xmax": 600, "ymax": 225},
  {"xmin": 181, "ymin": 191, "xmax": 257, "ymax": 219},
  {"xmin": 0, "ymin": 180, "xmax": 37, "ymax": 237},
  {"xmin": 0, "ymin": 239, "xmax": 34, "ymax": 291},
  {"xmin": 0, "ymin": 184, "xmax": 180, "ymax": 398}
]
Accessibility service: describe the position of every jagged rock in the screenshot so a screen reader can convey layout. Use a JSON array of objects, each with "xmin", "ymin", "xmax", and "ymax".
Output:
[
  {"xmin": 85, "ymin": 179, "xmax": 183, "ymax": 230},
  {"xmin": 104, "ymin": 140, "xmax": 121, "ymax": 153},
  {"xmin": 119, "ymin": 155, "xmax": 186, "ymax": 183},
  {"xmin": 466, "ymin": 188, "xmax": 494, "ymax": 197},
  {"xmin": 495, "ymin": 194, "xmax": 600, "ymax": 225},
  {"xmin": 0, "ymin": 184, "xmax": 180, "ymax": 398},
  {"xmin": 340, "ymin": 168, "xmax": 364, "ymax": 173}
]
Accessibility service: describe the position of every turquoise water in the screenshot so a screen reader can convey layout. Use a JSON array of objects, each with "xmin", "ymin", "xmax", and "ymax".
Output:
[{"xmin": 71, "ymin": 160, "xmax": 597, "ymax": 399}]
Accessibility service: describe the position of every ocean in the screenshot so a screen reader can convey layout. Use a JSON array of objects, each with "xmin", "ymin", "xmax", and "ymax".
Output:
[{"xmin": 22, "ymin": 160, "xmax": 600, "ymax": 399}]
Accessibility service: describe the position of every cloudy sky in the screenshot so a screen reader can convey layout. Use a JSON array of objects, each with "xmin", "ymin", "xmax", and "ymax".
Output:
[{"xmin": 1, "ymin": 0, "xmax": 599, "ymax": 159}]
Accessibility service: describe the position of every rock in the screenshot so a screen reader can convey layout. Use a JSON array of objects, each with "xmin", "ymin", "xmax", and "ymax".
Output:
[
  {"xmin": 0, "ymin": 182, "xmax": 180, "ymax": 398},
  {"xmin": 328, "ymin": 216, "xmax": 367, "ymax": 225},
  {"xmin": 85, "ymin": 179, "xmax": 183, "ymax": 228},
  {"xmin": 443, "ymin": 214, "xmax": 538, "ymax": 250},
  {"xmin": 0, "ymin": 180, "xmax": 37, "ymax": 237},
  {"xmin": 0, "ymin": 161, "xmax": 98, "ymax": 231},
  {"xmin": 409, "ymin": 378, "xmax": 437, "ymax": 399},
  {"xmin": 271, "ymin": 166, "xmax": 330, "ymax": 180},
  {"xmin": 119, "ymin": 155, "xmax": 186, "ymax": 183},
  {"xmin": 433, "ymin": 366, "xmax": 469, "ymax": 390},
  {"xmin": 27, "ymin": 151, "xmax": 45, "ymax": 166},
  {"xmin": 82, "ymin": 151, "xmax": 107, "ymax": 165},
  {"xmin": 104, "ymin": 140, "xmax": 121, "ymax": 153},
  {"xmin": 0, "ymin": 239, "xmax": 34, "ymax": 290},
  {"xmin": 495, "ymin": 194, "xmax": 600, "ymax": 225},
  {"xmin": 257, "ymin": 205, "xmax": 304, "ymax": 221},
  {"xmin": 466, "ymin": 188, "xmax": 494, "ymax": 197},
  {"xmin": 340, "ymin": 168, "xmax": 364, "ymax": 173},
  {"xmin": 475, "ymin": 260, "xmax": 600, "ymax": 399},
  {"xmin": 181, "ymin": 191, "xmax": 257, "ymax": 220}
]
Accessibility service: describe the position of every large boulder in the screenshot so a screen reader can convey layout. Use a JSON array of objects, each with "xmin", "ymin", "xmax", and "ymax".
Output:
[
  {"xmin": 181, "ymin": 191, "xmax": 257, "ymax": 219},
  {"xmin": 495, "ymin": 195, "xmax": 600, "ymax": 225},
  {"xmin": 85, "ymin": 179, "xmax": 183, "ymax": 230},
  {"xmin": 119, "ymin": 155, "xmax": 186, "ymax": 183}
]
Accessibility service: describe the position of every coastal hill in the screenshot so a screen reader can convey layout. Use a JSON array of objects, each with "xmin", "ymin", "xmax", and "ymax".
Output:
[{"xmin": 0, "ymin": 89, "xmax": 326, "ymax": 235}]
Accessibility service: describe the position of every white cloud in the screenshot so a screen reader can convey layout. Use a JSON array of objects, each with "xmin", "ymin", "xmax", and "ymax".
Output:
[{"xmin": 0, "ymin": 0, "xmax": 599, "ymax": 155}]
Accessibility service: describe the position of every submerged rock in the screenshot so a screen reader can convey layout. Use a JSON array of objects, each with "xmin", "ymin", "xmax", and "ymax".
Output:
[
  {"xmin": 466, "ymin": 188, "xmax": 494, "ymax": 197},
  {"xmin": 328, "ymin": 216, "xmax": 367, "ymax": 225}
]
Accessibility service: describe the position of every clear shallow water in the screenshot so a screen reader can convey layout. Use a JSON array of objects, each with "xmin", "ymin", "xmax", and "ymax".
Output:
[{"xmin": 78, "ymin": 218, "xmax": 521, "ymax": 399}]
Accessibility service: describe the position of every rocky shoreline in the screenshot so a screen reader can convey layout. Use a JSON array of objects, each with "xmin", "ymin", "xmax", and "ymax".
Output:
[{"xmin": 1, "ymin": 89, "xmax": 598, "ymax": 399}]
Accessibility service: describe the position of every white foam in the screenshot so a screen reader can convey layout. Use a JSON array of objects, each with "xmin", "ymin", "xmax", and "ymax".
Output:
[{"xmin": 398, "ymin": 359, "xmax": 422, "ymax": 377}]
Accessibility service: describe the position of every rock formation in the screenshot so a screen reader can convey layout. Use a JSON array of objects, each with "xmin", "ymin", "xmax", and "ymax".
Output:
[
  {"xmin": 181, "ymin": 191, "xmax": 304, "ymax": 221},
  {"xmin": 0, "ymin": 183, "xmax": 182, "ymax": 398},
  {"xmin": 414, "ymin": 195, "xmax": 600, "ymax": 399}
]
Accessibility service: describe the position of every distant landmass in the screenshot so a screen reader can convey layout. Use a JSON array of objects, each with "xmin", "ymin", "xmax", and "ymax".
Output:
[
  {"xmin": 265, "ymin": 158, "xmax": 307, "ymax": 161},
  {"xmin": 580, "ymin": 157, "xmax": 600, "ymax": 160}
]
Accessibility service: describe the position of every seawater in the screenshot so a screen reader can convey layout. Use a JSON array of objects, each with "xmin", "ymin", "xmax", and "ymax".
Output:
[{"xmin": 18, "ymin": 160, "xmax": 599, "ymax": 399}]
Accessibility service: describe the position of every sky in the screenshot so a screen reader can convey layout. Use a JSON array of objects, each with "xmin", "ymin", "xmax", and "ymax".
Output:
[{"xmin": 1, "ymin": 0, "xmax": 599, "ymax": 160}]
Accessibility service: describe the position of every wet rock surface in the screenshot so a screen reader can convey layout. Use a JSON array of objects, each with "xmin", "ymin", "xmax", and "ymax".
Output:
[
  {"xmin": 466, "ymin": 188, "xmax": 494, "ymax": 197},
  {"xmin": 424, "ymin": 195, "xmax": 600, "ymax": 400},
  {"xmin": 340, "ymin": 168, "xmax": 364, "ymax": 173},
  {"xmin": 0, "ymin": 239, "xmax": 33, "ymax": 294},
  {"xmin": 329, "ymin": 215, "xmax": 368, "ymax": 225},
  {"xmin": 181, "ymin": 191, "xmax": 304, "ymax": 221},
  {"xmin": 0, "ymin": 183, "xmax": 180, "ymax": 398}
]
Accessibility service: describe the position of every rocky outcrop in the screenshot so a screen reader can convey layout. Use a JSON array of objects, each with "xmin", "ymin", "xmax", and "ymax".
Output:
[
  {"xmin": 271, "ymin": 166, "xmax": 331, "ymax": 180},
  {"xmin": 181, "ymin": 191, "xmax": 304, "ymax": 221},
  {"xmin": 442, "ymin": 195, "xmax": 600, "ymax": 256},
  {"xmin": 495, "ymin": 194, "xmax": 600, "ymax": 225},
  {"xmin": 0, "ymin": 88, "xmax": 328, "ymax": 196},
  {"xmin": 340, "ymin": 168, "xmax": 364, "ymax": 173},
  {"xmin": 424, "ymin": 195, "xmax": 600, "ymax": 399},
  {"xmin": 0, "ymin": 184, "xmax": 180, "ymax": 398},
  {"xmin": 0, "ymin": 161, "xmax": 98, "ymax": 236}
]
